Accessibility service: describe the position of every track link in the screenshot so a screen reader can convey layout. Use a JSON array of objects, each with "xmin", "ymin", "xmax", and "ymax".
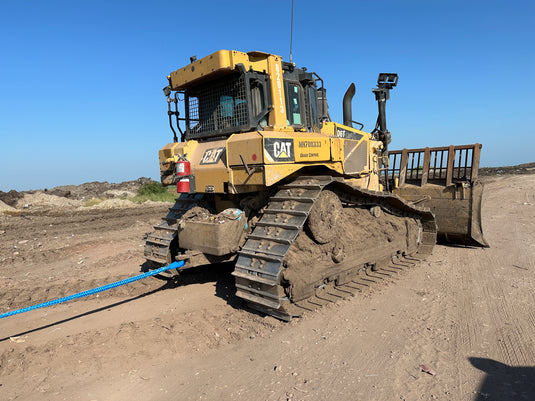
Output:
[
  {"xmin": 233, "ymin": 176, "xmax": 332, "ymax": 320},
  {"xmin": 292, "ymin": 254, "xmax": 421, "ymax": 313},
  {"xmin": 144, "ymin": 193, "xmax": 205, "ymax": 265},
  {"xmin": 233, "ymin": 176, "xmax": 437, "ymax": 321}
]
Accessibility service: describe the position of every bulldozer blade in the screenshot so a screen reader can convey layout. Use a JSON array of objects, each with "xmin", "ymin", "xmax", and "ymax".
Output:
[
  {"xmin": 388, "ymin": 144, "xmax": 489, "ymax": 248},
  {"xmin": 393, "ymin": 181, "xmax": 488, "ymax": 247}
]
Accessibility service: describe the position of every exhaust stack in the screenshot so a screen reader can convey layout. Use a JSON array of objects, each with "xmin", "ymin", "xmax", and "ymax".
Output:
[{"xmin": 343, "ymin": 83, "xmax": 356, "ymax": 127}]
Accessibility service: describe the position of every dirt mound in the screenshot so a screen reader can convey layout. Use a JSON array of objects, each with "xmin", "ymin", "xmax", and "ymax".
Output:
[
  {"xmin": 0, "ymin": 199, "xmax": 16, "ymax": 213},
  {"xmin": 1, "ymin": 177, "xmax": 162, "ymax": 213},
  {"xmin": 15, "ymin": 192, "xmax": 81, "ymax": 209},
  {"xmin": 12, "ymin": 193, "xmax": 170, "ymax": 212},
  {"xmin": 0, "ymin": 177, "xmax": 154, "ymax": 208},
  {"xmin": 86, "ymin": 199, "xmax": 167, "ymax": 210},
  {"xmin": 45, "ymin": 177, "xmax": 153, "ymax": 200},
  {"xmin": 181, "ymin": 205, "xmax": 212, "ymax": 220},
  {"xmin": 479, "ymin": 162, "xmax": 535, "ymax": 176},
  {"xmin": 0, "ymin": 190, "xmax": 23, "ymax": 207},
  {"xmin": 181, "ymin": 206, "xmax": 244, "ymax": 223},
  {"xmin": 103, "ymin": 189, "xmax": 137, "ymax": 198}
]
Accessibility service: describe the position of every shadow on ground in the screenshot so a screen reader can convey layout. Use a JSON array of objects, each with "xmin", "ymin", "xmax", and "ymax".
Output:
[
  {"xmin": 469, "ymin": 357, "xmax": 535, "ymax": 401},
  {"xmin": 145, "ymin": 261, "xmax": 242, "ymax": 309}
]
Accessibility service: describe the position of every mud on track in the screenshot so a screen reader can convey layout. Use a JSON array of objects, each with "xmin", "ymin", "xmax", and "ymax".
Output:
[{"xmin": 1, "ymin": 174, "xmax": 535, "ymax": 401}]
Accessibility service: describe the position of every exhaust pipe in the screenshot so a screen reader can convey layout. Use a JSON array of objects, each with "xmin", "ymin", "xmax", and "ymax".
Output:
[
  {"xmin": 343, "ymin": 83, "xmax": 356, "ymax": 127},
  {"xmin": 317, "ymin": 87, "xmax": 330, "ymax": 122}
]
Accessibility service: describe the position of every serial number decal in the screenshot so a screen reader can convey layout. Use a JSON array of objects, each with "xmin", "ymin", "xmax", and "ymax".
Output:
[
  {"xmin": 265, "ymin": 138, "xmax": 294, "ymax": 162},
  {"xmin": 200, "ymin": 147, "xmax": 225, "ymax": 165},
  {"xmin": 298, "ymin": 140, "xmax": 322, "ymax": 148}
]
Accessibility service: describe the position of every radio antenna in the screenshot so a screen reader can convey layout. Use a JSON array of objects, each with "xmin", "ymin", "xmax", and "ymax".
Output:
[{"xmin": 289, "ymin": 0, "xmax": 294, "ymax": 64}]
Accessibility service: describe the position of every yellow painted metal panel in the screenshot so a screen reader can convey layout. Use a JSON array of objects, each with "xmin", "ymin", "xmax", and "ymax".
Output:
[
  {"xmin": 330, "ymin": 137, "xmax": 343, "ymax": 161},
  {"xmin": 169, "ymin": 50, "xmax": 233, "ymax": 89},
  {"xmin": 264, "ymin": 164, "xmax": 303, "ymax": 186},
  {"xmin": 158, "ymin": 140, "xmax": 199, "ymax": 164},
  {"xmin": 227, "ymin": 132, "xmax": 264, "ymax": 166},
  {"xmin": 263, "ymin": 162, "xmax": 344, "ymax": 187},
  {"xmin": 294, "ymin": 137, "xmax": 330, "ymax": 162},
  {"xmin": 266, "ymin": 55, "xmax": 287, "ymax": 128},
  {"xmin": 319, "ymin": 122, "xmax": 337, "ymax": 136},
  {"xmin": 189, "ymin": 140, "xmax": 229, "ymax": 193},
  {"xmin": 169, "ymin": 50, "xmax": 278, "ymax": 91},
  {"xmin": 230, "ymin": 168, "xmax": 265, "ymax": 186},
  {"xmin": 194, "ymin": 168, "xmax": 228, "ymax": 193}
]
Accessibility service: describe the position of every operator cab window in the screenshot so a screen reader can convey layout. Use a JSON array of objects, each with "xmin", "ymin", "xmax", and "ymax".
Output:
[
  {"xmin": 285, "ymin": 82, "xmax": 303, "ymax": 127},
  {"xmin": 184, "ymin": 71, "xmax": 270, "ymax": 139},
  {"xmin": 308, "ymin": 86, "xmax": 318, "ymax": 127},
  {"xmin": 219, "ymin": 95, "xmax": 247, "ymax": 129},
  {"xmin": 251, "ymin": 84, "xmax": 268, "ymax": 128}
]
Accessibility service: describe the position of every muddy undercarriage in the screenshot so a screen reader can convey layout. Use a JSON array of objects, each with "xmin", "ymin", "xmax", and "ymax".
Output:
[{"xmin": 145, "ymin": 176, "xmax": 437, "ymax": 320}]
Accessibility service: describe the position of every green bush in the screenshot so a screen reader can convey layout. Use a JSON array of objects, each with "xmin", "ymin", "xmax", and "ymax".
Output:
[
  {"xmin": 138, "ymin": 181, "xmax": 168, "ymax": 196},
  {"xmin": 131, "ymin": 181, "xmax": 176, "ymax": 203}
]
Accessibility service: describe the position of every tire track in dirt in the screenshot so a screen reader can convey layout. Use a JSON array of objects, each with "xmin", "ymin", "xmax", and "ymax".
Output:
[
  {"xmin": 0, "ymin": 307, "xmax": 283, "ymax": 398},
  {"xmin": 392, "ymin": 175, "xmax": 535, "ymax": 400},
  {"xmin": 391, "ymin": 249, "xmax": 460, "ymax": 400},
  {"xmin": 0, "ymin": 243, "xmax": 156, "ymax": 312},
  {"xmin": 0, "ymin": 205, "xmax": 168, "ymax": 264},
  {"xmin": 0, "ymin": 272, "xmax": 160, "ymax": 313}
]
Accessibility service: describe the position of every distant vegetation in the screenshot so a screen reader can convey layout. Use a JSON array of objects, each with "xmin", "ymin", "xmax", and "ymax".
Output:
[
  {"xmin": 131, "ymin": 182, "xmax": 176, "ymax": 203},
  {"xmin": 80, "ymin": 181, "xmax": 176, "ymax": 206}
]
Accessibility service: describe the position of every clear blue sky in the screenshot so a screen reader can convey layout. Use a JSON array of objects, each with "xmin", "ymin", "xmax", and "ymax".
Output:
[{"xmin": 1, "ymin": 0, "xmax": 533, "ymax": 191}]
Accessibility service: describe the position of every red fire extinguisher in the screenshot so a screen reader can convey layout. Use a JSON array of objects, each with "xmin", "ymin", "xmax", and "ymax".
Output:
[{"xmin": 175, "ymin": 158, "xmax": 191, "ymax": 193}]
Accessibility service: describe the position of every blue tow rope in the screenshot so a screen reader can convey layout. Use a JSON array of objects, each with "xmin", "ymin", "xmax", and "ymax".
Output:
[{"xmin": 0, "ymin": 261, "xmax": 185, "ymax": 320}]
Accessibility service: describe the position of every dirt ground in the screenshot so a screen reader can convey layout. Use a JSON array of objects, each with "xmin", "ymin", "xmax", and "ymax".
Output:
[{"xmin": 0, "ymin": 173, "xmax": 534, "ymax": 401}]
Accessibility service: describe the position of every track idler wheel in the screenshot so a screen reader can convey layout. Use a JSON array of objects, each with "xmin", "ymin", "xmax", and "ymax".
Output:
[{"xmin": 306, "ymin": 190, "xmax": 342, "ymax": 244}]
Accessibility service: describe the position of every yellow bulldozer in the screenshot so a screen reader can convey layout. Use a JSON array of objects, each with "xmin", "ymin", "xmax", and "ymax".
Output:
[{"xmin": 144, "ymin": 50, "xmax": 488, "ymax": 320}]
